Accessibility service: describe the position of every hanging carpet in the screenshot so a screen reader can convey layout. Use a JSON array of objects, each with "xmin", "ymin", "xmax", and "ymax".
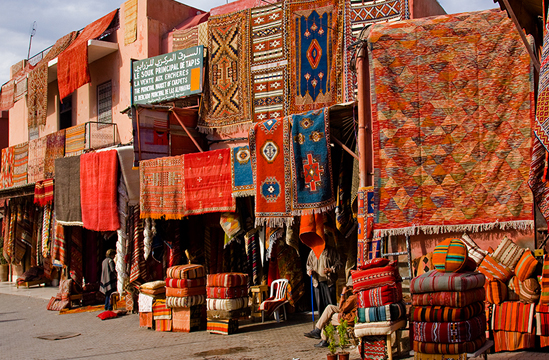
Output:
[
  {"xmin": 1, "ymin": 146, "xmax": 14, "ymax": 189},
  {"xmin": 28, "ymin": 137, "xmax": 46, "ymax": 183},
  {"xmin": 250, "ymin": 117, "xmax": 293, "ymax": 226},
  {"xmin": 368, "ymin": 10, "xmax": 534, "ymax": 237},
  {"xmin": 199, "ymin": 9, "xmax": 252, "ymax": 134},
  {"xmin": 54, "ymin": 156, "xmax": 82, "ymax": 226},
  {"xmin": 35, "ymin": 179, "xmax": 54, "ymax": 206},
  {"xmin": 231, "ymin": 145, "xmax": 254, "ymax": 197},
  {"xmin": 65, "ymin": 124, "xmax": 86, "ymax": 157},
  {"xmin": 80, "ymin": 150, "xmax": 119, "ymax": 231},
  {"xmin": 44, "ymin": 130, "xmax": 66, "ymax": 179},
  {"xmin": 12, "ymin": 142, "xmax": 28, "ymax": 187}
]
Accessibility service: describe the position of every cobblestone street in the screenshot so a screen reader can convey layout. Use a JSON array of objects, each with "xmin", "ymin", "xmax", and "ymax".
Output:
[{"xmin": 1, "ymin": 290, "xmax": 549, "ymax": 360}]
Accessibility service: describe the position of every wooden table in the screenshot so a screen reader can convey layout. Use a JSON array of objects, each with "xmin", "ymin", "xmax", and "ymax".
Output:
[{"xmin": 250, "ymin": 284, "xmax": 269, "ymax": 321}]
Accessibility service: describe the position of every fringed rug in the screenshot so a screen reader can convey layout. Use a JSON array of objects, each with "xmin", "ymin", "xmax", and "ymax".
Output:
[
  {"xmin": 35, "ymin": 179, "xmax": 54, "ymax": 206},
  {"xmin": 1, "ymin": 146, "xmax": 14, "ymax": 189},
  {"xmin": 250, "ymin": 117, "xmax": 292, "ymax": 226},
  {"xmin": 80, "ymin": 150, "xmax": 119, "ymax": 231},
  {"xmin": 44, "ymin": 130, "xmax": 65, "ymax": 179},
  {"xmin": 54, "ymin": 156, "xmax": 82, "ymax": 226},
  {"xmin": 199, "ymin": 10, "xmax": 252, "ymax": 134},
  {"xmin": 123, "ymin": 0, "xmax": 138, "ymax": 45},
  {"xmin": 57, "ymin": 10, "xmax": 118, "ymax": 100},
  {"xmin": 183, "ymin": 148, "xmax": 235, "ymax": 215},
  {"xmin": 290, "ymin": 108, "xmax": 334, "ymax": 214},
  {"xmin": 12, "ymin": 142, "xmax": 28, "ymax": 186},
  {"xmin": 140, "ymin": 155, "xmax": 185, "ymax": 220},
  {"xmin": 172, "ymin": 27, "xmax": 199, "ymax": 51},
  {"xmin": 250, "ymin": 3, "xmax": 289, "ymax": 122},
  {"xmin": 27, "ymin": 32, "xmax": 77, "ymax": 129},
  {"xmin": 52, "ymin": 223, "xmax": 66, "ymax": 266},
  {"xmin": 369, "ymin": 10, "xmax": 534, "ymax": 237},
  {"xmin": 0, "ymin": 80, "xmax": 14, "ymax": 111},
  {"xmin": 532, "ymin": 13, "xmax": 549, "ymax": 222},
  {"xmin": 288, "ymin": 0, "xmax": 343, "ymax": 114},
  {"xmin": 28, "ymin": 137, "xmax": 46, "ymax": 183},
  {"xmin": 231, "ymin": 145, "xmax": 254, "ymax": 197},
  {"xmin": 130, "ymin": 206, "xmax": 149, "ymax": 284},
  {"xmin": 65, "ymin": 124, "xmax": 86, "ymax": 157}
]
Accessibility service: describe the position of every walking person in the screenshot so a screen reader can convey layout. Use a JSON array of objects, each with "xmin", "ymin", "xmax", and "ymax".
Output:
[{"xmin": 100, "ymin": 249, "xmax": 117, "ymax": 310}]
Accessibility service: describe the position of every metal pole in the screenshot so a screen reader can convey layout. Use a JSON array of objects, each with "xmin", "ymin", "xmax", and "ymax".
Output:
[{"xmin": 310, "ymin": 275, "xmax": 315, "ymax": 329}]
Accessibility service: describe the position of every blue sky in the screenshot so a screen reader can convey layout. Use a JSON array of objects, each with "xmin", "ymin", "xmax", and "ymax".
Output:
[{"xmin": 0, "ymin": 0, "xmax": 498, "ymax": 86}]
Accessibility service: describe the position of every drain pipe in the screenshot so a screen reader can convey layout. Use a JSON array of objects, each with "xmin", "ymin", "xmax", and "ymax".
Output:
[{"xmin": 356, "ymin": 39, "xmax": 372, "ymax": 188}]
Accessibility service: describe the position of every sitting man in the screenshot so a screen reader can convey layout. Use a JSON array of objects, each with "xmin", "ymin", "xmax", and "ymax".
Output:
[{"xmin": 304, "ymin": 275, "xmax": 357, "ymax": 347}]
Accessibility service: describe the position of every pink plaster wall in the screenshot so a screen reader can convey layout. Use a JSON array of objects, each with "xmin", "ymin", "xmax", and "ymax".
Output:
[
  {"xmin": 6, "ymin": 0, "xmax": 201, "ymax": 146},
  {"xmin": 409, "ymin": 0, "xmax": 446, "ymax": 19}
]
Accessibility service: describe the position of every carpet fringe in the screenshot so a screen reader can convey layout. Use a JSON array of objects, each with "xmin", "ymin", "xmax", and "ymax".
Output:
[
  {"xmin": 56, "ymin": 220, "xmax": 84, "ymax": 227},
  {"xmin": 255, "ymin": 216, "xmax": 294, "ymax": 227},
  {"xmin": 232, "ymin": 189, "xmax": 255, "ymax": 198},
  {"xmin": 197, "ymin": 122, "xmax": 253, "ymax": 135},
  {"xmin": 291, "ymin": 202, "xmax": 336, "ymax": 216},
  {"xmin": 374, "ymin": 220, "xmax": 535, "ymax": 238}
]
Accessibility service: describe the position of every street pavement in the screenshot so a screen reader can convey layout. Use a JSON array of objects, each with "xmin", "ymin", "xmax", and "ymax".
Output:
[{"xmin": 1, "ymin": 286, "xmax": 549, "ymax": 359}]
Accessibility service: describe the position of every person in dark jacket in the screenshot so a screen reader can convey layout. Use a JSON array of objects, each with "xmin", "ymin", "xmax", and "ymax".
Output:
[{"xmin": 100, "ymin": 249, "xmax": 116, "ymax": 310}]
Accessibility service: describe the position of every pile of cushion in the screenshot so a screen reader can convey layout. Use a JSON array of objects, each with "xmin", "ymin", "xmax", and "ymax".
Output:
[
  {"xmin": 165, "ymin": 264, "xmax": 207, "ymax": 332},
  {"xmin": 474, "ymin": 236, "xmax": 539, "ymax": 352},
  {"xmin": 206, "ymin": 272, "xmax": 250, "ymax": 335},
  {"xmin": 411, "ymin": 238, "xmax": 487, "ymax": 356},
  {"xmin": 351, "ymin": 258, "xmax": 406, "ymax": 358},
  {"xmin": 138, "ymin": 280, "xmax": 166, "ymax": 329}
]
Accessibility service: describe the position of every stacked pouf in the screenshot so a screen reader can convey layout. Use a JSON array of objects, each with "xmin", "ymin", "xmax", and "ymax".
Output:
[
  {"xmin": 351, "ymin": 258, "xmax": 406, "ymax": 359},
  {"xmin": 206, "ymin": 272, "xmax": 250, "ymax": 335},
  {"xmin": 411, "ymin": 238, "xmax": 487, "ymax": 359},
  {"xmin": 138, "ymin": 280, "xmax": 166, "ymax": 329},
  {"xmin": 165, "ymin": 264, "xmax": 207, "ymax": 332}
]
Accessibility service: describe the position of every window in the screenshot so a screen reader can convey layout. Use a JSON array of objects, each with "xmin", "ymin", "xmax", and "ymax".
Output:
[
  {"xmin": 59, "ymin": 95, "xmax": 72, "ymax": 130},
  {"xmin": 97, "ymin": 81, "xmax": 112, "ymax": 124}
]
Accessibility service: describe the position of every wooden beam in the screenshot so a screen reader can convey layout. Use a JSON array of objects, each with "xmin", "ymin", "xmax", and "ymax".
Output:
[
  {"xmin": 135, "ymin": 107, "xmax": 142, "ymax": 162},
  {"xmin": 332, "ymin": 136, "xmax": 359, "ymax": 161},
  {"xmin": 171, "ymin": 110, "xmax": 204, "ymax": 153},
  {"xmin": 500, "ymin": 0, "xmax": 541, "ymax": 72}
]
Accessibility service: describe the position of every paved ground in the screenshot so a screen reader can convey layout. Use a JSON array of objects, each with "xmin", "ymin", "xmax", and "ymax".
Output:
[{"xmin": 1, "ymin": 283, "xmax": 549, "ymax": 359}]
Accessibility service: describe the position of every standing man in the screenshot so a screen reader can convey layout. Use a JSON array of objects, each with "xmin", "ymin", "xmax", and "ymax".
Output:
[
  {"xmin": 100, "ymin": 249, "xmax": 117, "ymax": 310},
  {"xmin": 306, "ymin": 245, "xmax": 342, "ymax": 316}
]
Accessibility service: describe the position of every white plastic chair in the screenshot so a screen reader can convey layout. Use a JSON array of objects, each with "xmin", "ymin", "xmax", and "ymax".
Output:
[{"xmin": 260, "ymin": 278, "xmax": 289, "ymax": 323}]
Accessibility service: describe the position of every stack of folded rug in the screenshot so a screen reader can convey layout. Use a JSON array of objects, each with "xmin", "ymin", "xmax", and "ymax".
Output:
[
  {"xmin": 165, "ymin": 264, "xmax": 207, "ymax": 332},
  {"xmin": 206, "ymin": 272, "xmax": 250, "ymax": 335},
  {"xmin": 411, "ymin": 239, "xmax": 487, "ymax": 358},
  {"xmin": 351, "ymin": 258, "xmax": 406, "ymax": 359},
  {"xmin": 138, "ymin": 280, "xmax": 166, "ymax": 329}
]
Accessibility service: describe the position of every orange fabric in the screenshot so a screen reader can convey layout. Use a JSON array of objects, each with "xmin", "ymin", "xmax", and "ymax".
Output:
[
  {"xmin": 299, "ymin": 213, "xmax": 325, "ymax": 259},
  {"xmin": 58, "ymin": 10, "xmax": 118, "ymax": 100},
  {"xmin": 165, "ymin": 286, "xmax": 206, "ymax": 297}
]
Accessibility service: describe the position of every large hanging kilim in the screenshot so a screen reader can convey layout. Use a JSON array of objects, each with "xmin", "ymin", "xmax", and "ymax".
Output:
[
  {"xmin": 250, "ymin": 3, "xmax": 286, "ymax": 66},
  {"xmin": 199, "ymin": 10, "xmax": 252, "ymax": 134},
  {"xmin": 54, "ymin": 156, "xmax": 83, "ymax": 226},
  {"xmin": 12, "ymin": 142, "xmax": 28, "ymax": 187},
  {"xmin": 250, "ymin": 117, "xmax": 292, "ymax": 226},
  {"xmin": 1, "ymin": 146, "xmax": 14, "ymax": 189},
  {"xmin": 44, "ymin": 130, "xmax": 66, "ymax": 179},
  {"xmin": 27, "ymin": 32, "xmax": 77, "ymax": 129},
  {"xmin": 80, "ymin": 150, "xmax": 119, "ymax": 231},
  {"xmin": 28, "ymin": 137, "xmax": 46, "ymax": 183},
  {"xmin": 231, "ymin": 145, "xmax": 254, "ymax": 197},
  {"xmin": 290, "ymin": 108, "xmax": 335, "ymax": 214},
  {"xmin": 65, "ymin": 124, "xmax": 86, "ymax": 157},
  {"xmin": 140, "ymin": 155, "xmax": 185, "ymax": 220},
  {"xmin": 369, "ymin": 10, "xmax": 534, "ymax": 236},
  {"xmin": 57, "ymin": 10, "xmax": 118, "ymax": 100},
  {"xmin": 182, "ymin": 148, "xmax": 235, "ymax": 215},
  {"xmin": 287, "ymin": 0, "xmax": 343, "ymax": 114}
]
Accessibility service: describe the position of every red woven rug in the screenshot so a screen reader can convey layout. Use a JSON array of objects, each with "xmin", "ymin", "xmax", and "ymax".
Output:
[
  {"xmin": 369, "ymin": 10, "xmax": 534, "ymax": 236},
  {"xmin": 80, "ymin": 150, "xmax": 119, "ymax": 231},
  {"xmin": 250, "ymin": 117, "xmax": 292, "ymax": 226},
  {"xmin": 58, "ymin": 10, "xmax": 117, "ymax": 100},
  {"xmin": 182, "ymin": 148, "xmax": 235, "ymax": 215},
  {"xmin": 1, "ymin": 146, "xmax": 14, "ymax": 189},
  {"xmin": 34, "ymin": 179, "xmax": 54, "ymax": 206},
  {"xmin": 140, "ymin": 155, "xmax": 185, "ymax": 220},
  {"xmin": 44, "ymin": 130, "xmax": 66, "ymax": 179}
]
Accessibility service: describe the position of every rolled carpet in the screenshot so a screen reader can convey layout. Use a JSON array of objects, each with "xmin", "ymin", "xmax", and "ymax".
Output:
[
  {"xmin": 412, "ymin": 287, "xmax": 485, "ymax": 308},
  {"xmin": 206, "ymin": 297, "xmax": 248, "ymax": 311},
  {"xmin": 165, "ymin": 277, "xmax": 206, "ymax": 288},
  {"xmin": 410, "ymin": 270, "xmax": 485, "ymax": 294},
  {"xmin": 166, "ymin": 286, "xmax": 206, "ymax": 297},
  {"xmin": 357, "ymin": 302, "xmax": 406, "ymax": 323},
  {"xmin": 412, "ymin": 314, "xmax": 486, "ymax": 343},
  {"xmin": 412, "ymin": 335, "xmax": 486, "ymax": 354},
  {"xmin": 166, "ymin": 264, "xmax": 205, "ymax": 279},
  {"xmin": 166, "ymin": 295, "xmax": 206, "ymax": 308},
  {"xmin": 356, "ymin": 282, "xmax": 403, "ymax": 308},
  {"xmin": 410, "ymin": 301, "xmax": 484, "ymax": 323},
  {"xmin": 207, "ymin": 273, "xmax": 248, "ymax": 287},
  {"xmin": 207, "ymin": 286, "xmax": 248, "ymax": 299}
]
